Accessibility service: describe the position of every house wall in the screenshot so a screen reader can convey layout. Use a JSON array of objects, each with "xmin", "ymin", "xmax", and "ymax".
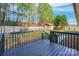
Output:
[{"xmin": 64, "ymin": 26, "xmax": 79, "ymax": 31}]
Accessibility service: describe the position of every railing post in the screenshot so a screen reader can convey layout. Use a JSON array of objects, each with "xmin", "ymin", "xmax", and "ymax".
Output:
[
  {"xmin": 77, "ymin": 34, "xmax": 79, "ymax": 51},
  {"xmin": 50, "ymin": 31, "xmax": 58, "ymax": 43},
  {"xmin": 41, "ymin": 32, "xmax": 44, "ymax": 39},
  {"xmin": 0, "ymin": 34, "xmax": 5, "ymax": 56},
  {"xmin": 49, "ymin": 31, "xmax": 52, "ymax": 42}
]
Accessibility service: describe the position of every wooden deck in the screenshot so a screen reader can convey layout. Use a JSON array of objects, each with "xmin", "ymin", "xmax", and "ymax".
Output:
[{"xmin": 3, "ymin": 39, "xmax": 79, "ymax": 56}]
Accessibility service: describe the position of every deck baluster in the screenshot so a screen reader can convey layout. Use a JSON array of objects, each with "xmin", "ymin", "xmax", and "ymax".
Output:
[
  {"xmin": 71, "ymin": 34, "xmax": 72, "ymax": 49},
  {"xmin": 77, "ymin": 34, "xmax": 79, "ymax": 50},
  {"xmin": 59, "ymin": 33, "xmax": 61, "ymax": 45},
  {"xmin": 62, "ymin": 33, "xmax": 64, "ymax": 45},
  {"xmin": 73, "ymin": 35, "xmax": 75, "ymax": 49}
]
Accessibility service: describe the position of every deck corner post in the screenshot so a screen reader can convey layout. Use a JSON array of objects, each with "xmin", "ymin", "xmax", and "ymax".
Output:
[
  {"xmin": 50, "ymin": 31, "xmax": 58, "ymax": 43},
  {"xmin": 0, "ymin": 34, "xmax": 5, "ymax": 56}
]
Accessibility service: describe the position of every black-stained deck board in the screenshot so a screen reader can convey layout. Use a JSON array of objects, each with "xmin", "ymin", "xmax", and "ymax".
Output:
[{"xmin": 3, "ymin": 39, "xmax": 79, "ymax": 56}]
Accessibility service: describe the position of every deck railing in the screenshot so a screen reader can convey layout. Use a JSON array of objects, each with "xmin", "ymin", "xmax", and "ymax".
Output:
[
  {"xmin": 1, "ymin": 31, "xmax": 79, "ymax": 55},
  {"xmin": 50, "ymin": 31, "xmax": 79, "ymax": 51},
  {"xmin": 0, "ymin": 31, "xmax": 49, "ymax": 55}
]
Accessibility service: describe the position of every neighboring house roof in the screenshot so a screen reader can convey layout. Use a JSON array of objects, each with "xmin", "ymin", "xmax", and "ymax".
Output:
[
  {"xmin": 40, "ymin": 23, "xmax": 54, "ymax": 26},
  {"xmin": 17, "ymin": 22, "xmax": 55, "ymax": 28},
  {"xmin": 17, "ymin": 22, "xmax": 29, "ymax": 26},
  {"xmin": 17, "ymin": 22, "xmax": 37, "ymax": 26}
]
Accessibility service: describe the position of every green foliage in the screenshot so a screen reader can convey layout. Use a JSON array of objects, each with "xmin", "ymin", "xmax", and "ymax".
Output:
[
  {"xmin": 17, "ymin": 3, "xmax": 36, "ymax": 23},
  {"xmin": 38, "ymin": 3, "xmax": 54, "ymax": 24},
  {"xmin": 0, "ymin": 3, "xmax": 8, "ymax": 25},
  {"xmin": 60, "ymin": 15, "xmax": 68, "ymax": 26},
  {"xmin": 0, "ymin": 3, "xmax": 8, "ymax": 9},
  {"xmin": 0, "ymin": 3, "xmax": 19, "ymax": 26},
  {"xmin": 54, "ymin": 15, "xmax": 68, "ymax": 30},
  {"xmin": 0, "ymin": 3, "xmax": 68, "ymax": 28}
]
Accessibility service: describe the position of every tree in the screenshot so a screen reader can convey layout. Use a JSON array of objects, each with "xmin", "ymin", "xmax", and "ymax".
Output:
[
  {"xmin": 54, "ymin": 15, "xmax": 68, "ymax": 30},
  {"xmin": 17, "ymin": 3, "xmax": 36, "ymax": 24},
  {"xmin": 60, "ymin": 15, "xmax": 68, "ymax": 29},
  {"xmin": 53, "ymin": 15, "xmax": 60, "ymax": 29},
  {"xmin": 0, "ymin": 3, "xmax": 8, "ymax": 25},
  {"xmin": 38, "ymin": 3, "xmax": 54, "ymax": 24}
]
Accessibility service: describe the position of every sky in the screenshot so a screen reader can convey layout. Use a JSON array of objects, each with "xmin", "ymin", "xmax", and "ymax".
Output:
[{"xmin": 49, "ymin": 3, "xmax": 77, "ymax": 25}]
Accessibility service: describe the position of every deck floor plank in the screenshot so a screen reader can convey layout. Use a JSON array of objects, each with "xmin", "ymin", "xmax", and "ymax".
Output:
[
  {"xmin": 40, "ymin": 43, "xmax": 57, "ymax": 56},
  {"xmin": 43, "ymin": 43, "xmax": 59, "ymax": 56},
  {"xmin": 47, "ymin": 44, "xmax": 62, "ymax": 56},
  {"xmin": 57, "ymin": 46, "xmax": 67, "ymax": 56},
  {"xmin": 62, "ymin": 47, "xmax": 68, "ymax": 56},
  {"xmin": 51, "ymin": 45, "xmax": 64, "ymax": 56},
  {"xmin": 3, "ymin": 40, "xmax": 79, "ymax": 56}
]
